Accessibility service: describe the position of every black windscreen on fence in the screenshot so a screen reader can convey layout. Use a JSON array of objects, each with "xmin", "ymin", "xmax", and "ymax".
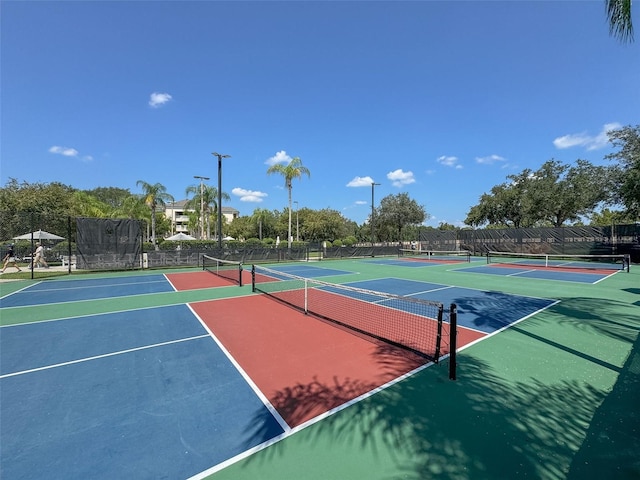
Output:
[
  {"xmin": 451, "ymin": 224, "xmax": 639, "ymax": 261},
  {"xmin": 76, "ymin": 218, "xmax": 142, "ymax": 270}
]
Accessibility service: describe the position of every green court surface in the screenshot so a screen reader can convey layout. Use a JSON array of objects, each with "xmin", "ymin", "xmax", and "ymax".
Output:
[{"xmin": 1, "ymin": 258, "xmax": 638, "ymax": 479}]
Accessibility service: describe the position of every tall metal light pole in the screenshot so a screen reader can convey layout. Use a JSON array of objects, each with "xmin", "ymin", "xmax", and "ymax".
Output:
[
  {"xmin": 294, "ymin": 201, "xmax": 299, "ymax": 241},
  {"xmin": 212, "ymin": 152, "xmax": 231, "ymax": 249},
  {"xmin": 371, "ymin": 182, "xmax": 380, "ymax": 254},
  {"xmin": 193, "ymin": 175, "xmax": 209, "ymax": 239}
]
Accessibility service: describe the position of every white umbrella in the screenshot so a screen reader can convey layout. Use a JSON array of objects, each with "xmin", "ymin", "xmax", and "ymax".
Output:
[
  {"xmin": 13, "ymin": 230, "xmax": 65, "ymax": 241},
  {"xmin": 165, "ymin": 232, "xmax": 196, "ymax": 241},
  {"xmin": 223, "ymin": 236, "xmax": 235, "ymax": 241}
]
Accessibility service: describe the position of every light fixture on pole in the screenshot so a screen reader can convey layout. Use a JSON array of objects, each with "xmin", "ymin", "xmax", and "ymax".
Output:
[
  {"xmin": 294, "ymin": 201, "xmax": 299, "ymax": 241},
  {"xmin": 193, "ymin": 175, "xmax": 209, "ymax": 239},
  {"xmin": 371, "ymin": 182, "xmax": 380, "ymax": 254},
  {"xmin": 212, "ymin": 152, "xmax": 231, "ymax": 249}
]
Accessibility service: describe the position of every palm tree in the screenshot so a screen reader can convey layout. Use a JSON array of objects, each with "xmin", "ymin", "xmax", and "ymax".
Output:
[
  {"xmin": 250, "ymin": 208, "xmax": 271, "ymax": 240},
  {"xmin": 266, "ymin": 156, "xmax": 310, "ymax": 249},
  {"xmin": 185, "ymin": 183, "xmax": 230, "ymax": 240},
  {"xmin": 606, "ymin": 0, "xmax": 634, "ymax": 43},
  {"xmin": 136, "ymin": 181, "xmax": 174, "ymax": 249}
]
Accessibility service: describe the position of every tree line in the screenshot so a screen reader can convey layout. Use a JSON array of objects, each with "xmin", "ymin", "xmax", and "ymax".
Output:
[
  {"xmin": 465, "ymin": 125, "xmax": 639, "ymax": 228},
  {"xmin": 1, "ymin": 125, "xmax": 637, "ymax": 246}
]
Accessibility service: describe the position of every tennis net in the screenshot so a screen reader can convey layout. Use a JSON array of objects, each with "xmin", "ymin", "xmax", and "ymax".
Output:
[
  {"xmin": 251, "ymin": 264, "xmax": 445, "ymax": 362},
  {"xmin": 202, "ymin": 255, "xmax": 243, "ymax": 286},
  {"xmin": 486, "ymin": 251, "xmax": 630, "ymax": 272},
  {"xmin": 399, "ymin": 249, "xmax": 471, "ymax": 263}
]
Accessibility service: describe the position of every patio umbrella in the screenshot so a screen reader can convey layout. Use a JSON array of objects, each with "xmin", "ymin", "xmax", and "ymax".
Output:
[
  {"xmin": 165, "ymin": 232, "xmax": 196, "ymax": 241},
  {"xmin": 13, "ymin": 230, "xmax": 65, "ymax": 241}
]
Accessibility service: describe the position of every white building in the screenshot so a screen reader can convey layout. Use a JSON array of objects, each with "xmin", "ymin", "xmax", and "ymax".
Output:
[{"xmin": 164, "ymin": 199, "xmax": 239, "ymax": 238}]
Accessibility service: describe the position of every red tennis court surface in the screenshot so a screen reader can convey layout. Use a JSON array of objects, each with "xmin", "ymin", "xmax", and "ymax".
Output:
[
  {"xmin": 191, "ymin": 295, "xmax": 485, "ymax": 428},
  {"xmin": 166, "ymin": 270, "xmax": 250, "ymax": 290}
]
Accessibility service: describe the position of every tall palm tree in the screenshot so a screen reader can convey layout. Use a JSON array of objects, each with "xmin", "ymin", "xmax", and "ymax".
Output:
[
  {"xmin": 136, "ymin": 181, "xmax": 174, "ymax": 249},
  {"xmin": 607, "ymin": 0, "xmax": 634, "ymax": 43},
  {"xmin": 185, "ymin": 183, "xmax": 230, "ymax": 239},
  {"xmin": 266, "ymin": 156, "xmax": 310, "ymax": 249}
]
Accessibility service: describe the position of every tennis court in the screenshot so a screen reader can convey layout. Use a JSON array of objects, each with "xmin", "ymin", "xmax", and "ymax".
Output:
[
  {"xmin": 1, "ymin": 256, "xmax": 638, "ymax": 480},
  {"xmin": 456, "ymin": 251, "xmax": 630, "ymax": 284}
]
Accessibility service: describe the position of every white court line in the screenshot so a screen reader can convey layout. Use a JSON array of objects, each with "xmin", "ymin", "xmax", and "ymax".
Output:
[
  {"xmin": 163, "ymin": 273, "xmax": 179, "ymax": 292},
  {"xmin": 186, "ymin": 304, "xmax": 292, "ymax": 435},
  {"xmin": 0, "ymin": 334, "xmax": 209, "ymax": 379}
]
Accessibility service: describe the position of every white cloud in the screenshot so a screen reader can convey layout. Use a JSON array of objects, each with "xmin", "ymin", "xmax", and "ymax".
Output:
[
  {"xmin": 148, "ymin": 92, "xmax": 173, "ymax": 108},
  {"xmin": 346, "ymin": 176, "xmax": 375, "ymax": 187},
  {"xmin": 49, "ymin": 145, "xmax": 94, "ymax": 163},
  {"xmin": 355, "ymin": 200, "xmax": 367, "ymax": 205},
  {"xmin": 437, "ymin": 155, "xmax": 463, "ymax": 169},
  {"xmin": 232, "ymin": 187, "xmax": 268, "ymax": 202},
  {"xmin": 387, "ymin": 169, "xmax": 415, "ymax": 187},
  {"xmin": 476, "ymin": 154, "xmax": 506, "ymax": 165},
  {"xmin": 49, "ymin": 145, "xmax": 79, "ymax": 157},
  {"xmin": 553, "ymin": 122, "xmax": 621, "ymax": 151},
  {"xmin": 265, "ymin": 150, "xmax": 292, "ymax": 166}
]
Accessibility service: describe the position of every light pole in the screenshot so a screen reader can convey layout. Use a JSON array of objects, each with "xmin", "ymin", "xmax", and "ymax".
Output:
[
  {"xmin": 212, "ymin": 152, "xmax": 231, "ymax": 249},
  {"xmin": 193, "ymin": 175, "xmax": 209, "ymax": 239},
  {"xmin": 294, "ymin": 201, "xmax": 299, "ymax": 241},
  {"xmin": 371, "ymin": 182, "xmax": 380, "ymax": 254}
]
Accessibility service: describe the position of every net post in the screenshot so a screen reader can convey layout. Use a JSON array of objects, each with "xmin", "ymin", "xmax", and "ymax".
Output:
[
  {"xmin": 625, "ymin": 254, "xmax": 630, "ymax": 272},
  {"xmin": 304, "ymin": 278, "xmax": 308, "ymax": 314},
  {"xmin": 434, "ymin": 304, "xmax": 443, "ymax": 362},
  {"xmin": 449, "ymin": 303, "xmax": 457, "ymax": 381},
  {"xmin": 251, "ymin": 264, "xmax": 256, "ymax": 292},
  {"xmin": 238, "ymin": 264, "xmax": 243, "ymax": 287}
]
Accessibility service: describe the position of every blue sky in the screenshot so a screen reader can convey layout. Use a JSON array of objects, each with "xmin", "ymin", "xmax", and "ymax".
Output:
[{"xmin": 1, "ymin": 1, "xmax": 638, "ymax": 226}]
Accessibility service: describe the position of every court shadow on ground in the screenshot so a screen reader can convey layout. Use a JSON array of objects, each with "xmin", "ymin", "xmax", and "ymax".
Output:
[{"xmin": 234, "ymin": 295, "xmax": 639, "ymax": 480}]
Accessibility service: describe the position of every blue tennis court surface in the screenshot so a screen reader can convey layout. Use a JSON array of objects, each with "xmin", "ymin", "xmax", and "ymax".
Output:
[
  {"xmin": 342, "ymin": 278, "xmax": 557, "ymax": 334},
  {"xmin": 0, "ymin": 274, "xmax": 176, "ymax": 307},
  {"xmin": 0, "ymin": 304, "xmax": 285, "ymax": 480},
  {"xmin": 454, "ymin": 264, "xmax": 618, "ymax": 283}
]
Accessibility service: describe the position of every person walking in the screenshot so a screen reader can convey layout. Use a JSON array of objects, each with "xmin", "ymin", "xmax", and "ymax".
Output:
[
  {"xmin": 2, "ymin": 244, "xmax": 22, "ymax": 273},
  {"xmin": 33, "ymin": 242, "xmax": 49, "ymax": 268}
]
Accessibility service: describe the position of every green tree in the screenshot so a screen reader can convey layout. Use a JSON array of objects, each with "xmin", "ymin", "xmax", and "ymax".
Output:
[
  {"xmin": 250, "ymin": 208, "xmax": 274, "ymax": 240},
  {"xmin": 302, "ymin": 208, "xmax": 351, "ymax": 243},
  {"xmin": 606, "ymin": 0, "xmax": 634, "ymax": 43},
  {"xmin": 266, "ymin": 157, "xmax": 311, "ymax": 248},
  {"xmin": 0, "ymin": 179, "xmax": 75, "ymax": 240},
  {"xmin": 464, "ymin": 160, "xmax": 612, "ymax": 228},
  {"xmin": 528, "ymin": 160, "xmax": 612, "ymax": 227},
  {"xmin": 606, "ymin": 125, "xmax": 640, "ymax": 219},
  {"xmin": 464, "ymin": 177, "xmax": 533, "ymax": 229},
  {"xmin": 114, "ymin": 194, "xmax": 147, "ymax": 219},
  {"xmin": 70, "ymin": 191, "xmax": 113, "ymax": 218},
  {"xmin": 227, "ymin": 216, "xmax": 254, "ymax": 241},
  {"xmin": 185, "ymin": 183, "xmax": 230, "ymax": 239},
  {"xmin": 376, "ymin": 193, "xmax": 427, "ymax": 243},
  {"xmin": 136, "ymin": 181, "xmax": 174, "ymax": 249},
  {"xmin": 84, "ymin": 187, "xmax": 131, "ymax": 209},
  {"xmin": 437, "ymin": 222, "xmax": 459, "ymax": 230},
  {"xmin": 589, "ymin": 208, "xmax": 636, "ymax": 226}
]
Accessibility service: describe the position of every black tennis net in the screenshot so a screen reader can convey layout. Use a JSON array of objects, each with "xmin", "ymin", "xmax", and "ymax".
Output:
[
  {"xmin": 202, "ymin": 255, "xmax": 243, "ymax": 286},
  {"xmin": 252, "ymin": 264, "xmax": 445, "ymax": 362},
  {"xmin": 486, "ymin": 251, "xmax": 630, "ymax": 272},
  {"xmin": 399, "ymin": 249, "xmax": 471, "ymax": 263}
]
